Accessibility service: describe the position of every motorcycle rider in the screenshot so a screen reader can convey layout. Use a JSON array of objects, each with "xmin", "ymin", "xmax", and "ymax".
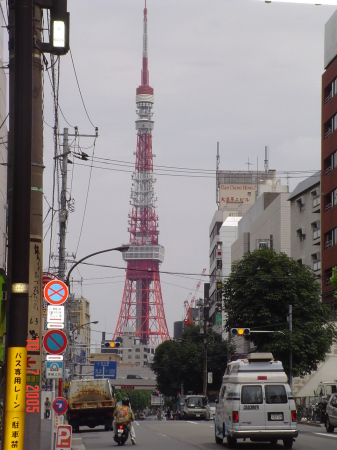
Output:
[{"xmin": 113, "ymin": 397, "xmax": 136, "ymax": 445}]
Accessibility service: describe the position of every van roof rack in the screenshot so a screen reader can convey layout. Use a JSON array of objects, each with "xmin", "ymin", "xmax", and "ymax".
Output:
[{"xmin": 247, "ymin": 352, "xmax": 274, "ymax": 363}]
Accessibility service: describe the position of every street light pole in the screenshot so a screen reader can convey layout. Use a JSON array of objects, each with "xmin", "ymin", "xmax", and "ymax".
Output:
[
  {"xmin": 65, "ymin": 245, "xmax": 129, "ymax": 287},
  {"xmin": 70, "ymin": 321, "xmax": 98, "ymax": 379}
]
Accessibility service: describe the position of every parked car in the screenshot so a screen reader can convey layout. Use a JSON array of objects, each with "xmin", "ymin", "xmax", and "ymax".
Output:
[
  {"xmin": 139, "ymin": 412, "xmax": 146, "ymax": 420},
  {"xmin": 206, "ymin": 402, "xmax": 216, "ymax": 420},
  {"xmin": 325, "ymin": 393, "xmax": 337, "ymax": 433}
]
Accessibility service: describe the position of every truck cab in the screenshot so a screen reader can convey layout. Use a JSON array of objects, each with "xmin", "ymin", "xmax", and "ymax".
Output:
[
  {"xmin": 182, "ymin": 395, "xmax": 207, "ymax": 420},
  {"xmin": 214, "ymin": 353, "xmax": 298, "ymax": 449}
]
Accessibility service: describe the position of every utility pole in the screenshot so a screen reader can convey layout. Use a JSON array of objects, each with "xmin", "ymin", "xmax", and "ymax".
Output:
[{"xmin": 4, "ymin": 2, "xmax": 33, "ymax": 450}]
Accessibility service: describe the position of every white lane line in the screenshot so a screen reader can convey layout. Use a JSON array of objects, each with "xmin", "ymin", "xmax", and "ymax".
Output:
[
  {"xmin": 315, "ymin": 433, "xmax": 337, "ymax": 439},
  {"xmin": 186, "ymin": 421, "xmax": 198, "ymax": 425}
]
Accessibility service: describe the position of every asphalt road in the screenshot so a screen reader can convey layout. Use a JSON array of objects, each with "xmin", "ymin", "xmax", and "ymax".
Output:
[{"xmin": 73, "ymin": 419, "xmax": 337, "ymax": 450}]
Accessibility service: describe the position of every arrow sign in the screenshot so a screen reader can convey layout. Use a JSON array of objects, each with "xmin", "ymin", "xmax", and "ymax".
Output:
[
  {"xmin": 43, "ymin": 330, "xmax": 67, "ymax": 355},
  {"xmin": 44, "ymin": 280, "xmax": 68, "ymax": 305},
  {"xmin": 53, "ymin": 397, "xmax": 68, "ymax": 415}
]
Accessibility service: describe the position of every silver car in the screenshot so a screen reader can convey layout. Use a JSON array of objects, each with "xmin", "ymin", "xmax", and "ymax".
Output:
[
  {"xmin": 326, "ymin": 393, "xmax": 337, "ymax": 432},
  {"xmin": 206, "ymin": 402, "xmax": 216, "ymax": 420}
]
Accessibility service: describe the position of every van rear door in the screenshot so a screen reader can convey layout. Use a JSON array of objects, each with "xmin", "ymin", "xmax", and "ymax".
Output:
[
  {"xmin": 264, "ymin": 384, "xmax": 291, "ymax": 430},
  {"xmin": 239, "ymin": 385, "xmax": 266, "ymax": 430}
]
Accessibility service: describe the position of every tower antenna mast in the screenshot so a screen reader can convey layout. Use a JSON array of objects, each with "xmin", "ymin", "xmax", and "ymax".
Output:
[{"xmin": 114, "ymin": 2, "xmax": 170, "ymax": 345}]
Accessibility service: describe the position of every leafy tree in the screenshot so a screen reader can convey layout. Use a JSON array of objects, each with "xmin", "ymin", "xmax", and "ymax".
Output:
[
  {"xmin": 331, "ymin": 267, "xmax": 337, "ymax": 294},
  {"xmin": 223, "ymin": 248, "xmax": 336, "ymax": 378},
  {"xmin": 152, "ymin": 325, "xmax": 228, "ymax": 397},
  {"xmin": 115, "ymin": 389, "xmax": 151, "ymax": 411}
]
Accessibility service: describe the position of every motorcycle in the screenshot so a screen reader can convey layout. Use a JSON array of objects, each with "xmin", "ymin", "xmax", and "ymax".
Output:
[{"xmin": 113, "ymin": 422, "xmax": 129, "ymax": 446}]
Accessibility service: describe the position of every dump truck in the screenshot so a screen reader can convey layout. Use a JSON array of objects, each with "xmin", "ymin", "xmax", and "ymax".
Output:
[{"xmin": 68, "ymin": 378, "xmax": 116, "ymax": 432}]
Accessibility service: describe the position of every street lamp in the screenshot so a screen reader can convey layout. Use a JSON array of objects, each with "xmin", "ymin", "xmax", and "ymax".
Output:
[
  {"xmin": 71, "ymin": 320, "xmax": 99, "ymax": 379},
  {"xmin": 65, "ymin": 244, "xmax": 129, "ymax": 286}
]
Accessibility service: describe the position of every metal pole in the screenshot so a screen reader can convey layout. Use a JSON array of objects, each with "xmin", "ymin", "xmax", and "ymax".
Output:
[
  {"xmin": 50, "ymin": 379, "xmax": 55, "ymax": 450},
  {"xmin": 289, "ymin": 304, "xmax": 293, "ymax": 390},
  {"xmin": 203, "ymin": 305, "xmax": 207, "ymax": 396}
]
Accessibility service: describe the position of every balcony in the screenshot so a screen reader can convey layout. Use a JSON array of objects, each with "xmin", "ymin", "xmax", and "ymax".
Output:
[
  {"xmin": 325, "ymin": 240, "xmax": 333, "ymax": 249},
  {"xmin": 325, "ymin": 128, "xmax": 332, "ymax": 139},
  {"xmin": 325, "ymin": 203, "xmax": 332, "ymax": 211},
  {"xmin": 324, "ymin": 166, "xmax": 332, "ymax": 175},
  {"xmin": 325, "ymin": 92, "xmax": 332, "ymax": 104}
]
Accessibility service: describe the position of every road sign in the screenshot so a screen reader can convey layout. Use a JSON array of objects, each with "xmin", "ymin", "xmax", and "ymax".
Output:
[
  {"xmin": 43, "ymin": 330, "xmax": 67, "ymax": 355},
  {"xmin": 56, "ymin": 425, "xmax": 72, "ymax": 450},
  {"xmin": 44, "ymin": 280, "xmax": 68, "ymax": 305},
  {"xmin": 47, "ymin": 354, "xmax": 63, "ymax": 361},
  {"xmin": 53, "ymin": 397, "xmax": 68, "ymax": 415},
  {"xmin": 47, "ymin": 305, "xmax": 65, "ymax": 329},
  {"xmin": 46, "ymin": 360, "xmax": 63, "ymax": 378},
  {"xmin": 94, "ymin": 361, "xmax": 117, "ymax": 379},
  {"xmin": 43, "ymin": 272, "xmax": 58, "ymax": 290}
]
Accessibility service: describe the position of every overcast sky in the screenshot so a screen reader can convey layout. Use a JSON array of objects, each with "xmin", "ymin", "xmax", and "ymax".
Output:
[{"xmin": 42, "ymin": 0, "xmax": 336, "ymax": 347}]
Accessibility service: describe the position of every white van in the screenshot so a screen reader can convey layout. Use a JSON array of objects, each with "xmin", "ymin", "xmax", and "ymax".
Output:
[{"xmin": 214, "ymin": 353, "xmax": 298, "ymax": 449}]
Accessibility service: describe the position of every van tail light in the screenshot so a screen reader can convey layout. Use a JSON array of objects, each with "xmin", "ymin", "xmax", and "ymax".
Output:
[
  {"xmin": 291, "ymin": 410, "xmax": 297, "ymax": 422},
  {"xmin": 232, "ymin": 411, "xmax": 239, "ymax": 423}
]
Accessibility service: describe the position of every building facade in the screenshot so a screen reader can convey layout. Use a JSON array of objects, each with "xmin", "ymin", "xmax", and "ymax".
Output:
[
  {"xmin": 231, "ymin": 192, "xmax": 291, "ymax": 262},
  {"xmin": 288, "ymin": 172, "xmax": 321, "ymax": 273},
  {"xmin": 322, "ymin": 10, "xmax": 337, "ymax": 313}
]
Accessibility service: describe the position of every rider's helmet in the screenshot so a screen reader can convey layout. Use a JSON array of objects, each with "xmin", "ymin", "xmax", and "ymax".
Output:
[{"xmin": 122, "ymin": 397, "xmax": 130, "ymax": 407}]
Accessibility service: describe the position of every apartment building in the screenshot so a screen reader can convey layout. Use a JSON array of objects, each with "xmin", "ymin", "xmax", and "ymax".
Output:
[
  {"xmin": 288, "ymin": 171, "xmax": 321, "ymax": 274},
  {"xmin": 321, "ymin": 10, "xmax": 337, "ymax": 313}
]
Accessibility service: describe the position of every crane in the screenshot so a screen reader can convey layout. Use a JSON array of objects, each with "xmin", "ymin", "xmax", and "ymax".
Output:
[{"xmin": 184, "ymin": 268, "xmax": 206, "ymax": 326}]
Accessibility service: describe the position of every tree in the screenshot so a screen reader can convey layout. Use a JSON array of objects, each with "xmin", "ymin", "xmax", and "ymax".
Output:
[
  {"xmin": 223, "ymin": 248, "xmax": 336, "ymax": 378},
  {"xmin": 331, "ymin": 267, "xmax": 337, "ymax": 294},
  {"xmin": 152, "ymin": 325, "xmax": 228, "ymax": 397}
]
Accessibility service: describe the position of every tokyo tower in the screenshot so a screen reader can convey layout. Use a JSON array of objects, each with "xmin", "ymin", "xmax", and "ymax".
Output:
[{"xmin": 113, "ymin": 2, "xmax": 170, "ymax": 346}]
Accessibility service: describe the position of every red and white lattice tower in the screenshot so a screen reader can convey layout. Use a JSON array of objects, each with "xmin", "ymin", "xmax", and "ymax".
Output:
[{"xmin": 113, "ymin": 2, "xmax": 170, "ymax": 345}]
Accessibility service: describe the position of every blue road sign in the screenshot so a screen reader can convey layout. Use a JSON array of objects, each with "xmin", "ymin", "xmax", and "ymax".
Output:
[
  {"xmin": 94, "ymin": 361, "xmax": 117, "ymax": 379},
  {"xmin": 46, "ymin": 361, "xmax": 63, "ymax": 379},
  {"xmin": 53, "ymin": 396, "xmax": 68, "ymax": 415},
  {"xmin": 43, "ymin": 330, "xmax": 67, "ymax": 354}
]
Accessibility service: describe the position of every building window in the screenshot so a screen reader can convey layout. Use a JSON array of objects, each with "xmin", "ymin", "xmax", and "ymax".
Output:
[
  {"xmin": 324, "ymin": 188, "xmax": 337, "ymax": 211},
  {"xmin": 311, "ymin": 222, "xmax": 320, "ymax": 240},
  {"xmin": 135, "ymin": 355, "xmax": 140, "ymax": 359},
  {"xmin": 325, "ymin": 227, "xmax": 337, "ymax": 249},
  {"xmin": 311, "ymin": 253, "xmax": 321, "ymax": 272},
  {"xmin": 135, "ymin": 348, "xmax": 140, "ymax": 352},
  {"xmin": 324, "ymin": 268, "xmax": 333, "ymax": 286},
  {"xmin": 297, "ymin": 228, "xmax": 306, "ymax": 241},
  {"xmin": 324, "ymin": 113, "xmax": 337, "ymax": 139},
  {"xmin": 296, "ymin": 197, "xmax": 305, "ymax": 212},
  {"xmin": 324, "ymin": 77, "xmax": 337, "ymax": 103}
]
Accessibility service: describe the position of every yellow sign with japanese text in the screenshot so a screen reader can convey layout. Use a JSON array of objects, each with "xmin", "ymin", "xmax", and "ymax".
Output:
[{"xmin": 3, "ymin": 347, "xmax": 27, "ymax": 450}]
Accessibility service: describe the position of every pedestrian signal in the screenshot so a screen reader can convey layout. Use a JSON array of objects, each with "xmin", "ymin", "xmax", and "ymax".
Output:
[
  {"xmin": 104, "ymin": 341, "xmax": 121, "ymax": 348},
  {"xmin": 231, "ymin": 328, "xmax": 250, "ymax": 337}
]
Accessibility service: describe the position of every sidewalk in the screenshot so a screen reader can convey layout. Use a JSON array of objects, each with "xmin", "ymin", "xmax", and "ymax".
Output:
[{"xmin": 41, "ymin": 418, "xmax": 86, "ymax": 450}]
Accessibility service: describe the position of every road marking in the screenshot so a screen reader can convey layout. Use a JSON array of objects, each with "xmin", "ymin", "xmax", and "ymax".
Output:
[
  {"xmin": 315, "ymin": 433, "xmax": 337, "ymax": 439},
  {"xmin": 187, "ymin": 421, "xmax": 198, "ymax": 425}
]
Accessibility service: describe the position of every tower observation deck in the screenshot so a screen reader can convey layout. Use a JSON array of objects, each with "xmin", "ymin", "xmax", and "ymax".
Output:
[{"xmin": 113, "ymin": 2, "xmax": 170, "ymax": 346}]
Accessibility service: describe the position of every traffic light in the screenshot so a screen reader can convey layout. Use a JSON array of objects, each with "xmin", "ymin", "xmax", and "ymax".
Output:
[
  {"xmin": 231, "ymin": 328, "xmax": 250, "ymax": 337},
  {"xmin": 104, "ymin": 341, "xmax": 121, "ymax": 348},
  {"xmin": 216, "ymin": 281, "xmax": 222, "ymax": 302}
]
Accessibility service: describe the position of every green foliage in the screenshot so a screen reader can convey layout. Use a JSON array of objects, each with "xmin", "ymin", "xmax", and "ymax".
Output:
[
  {"xmin": 331, "ymin": 267, "xmax": 337, "ymax": 295},
  {"xmin": 223, "ymin": 248, "xmax": 336, "ymax": 378},
  {"xmin": 115, "ymin": 389, "xmax": 151, "ymax": 411},
  {"xmin": 152, "ymin": 325, "xmax": 228, "ymax": 397}
]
